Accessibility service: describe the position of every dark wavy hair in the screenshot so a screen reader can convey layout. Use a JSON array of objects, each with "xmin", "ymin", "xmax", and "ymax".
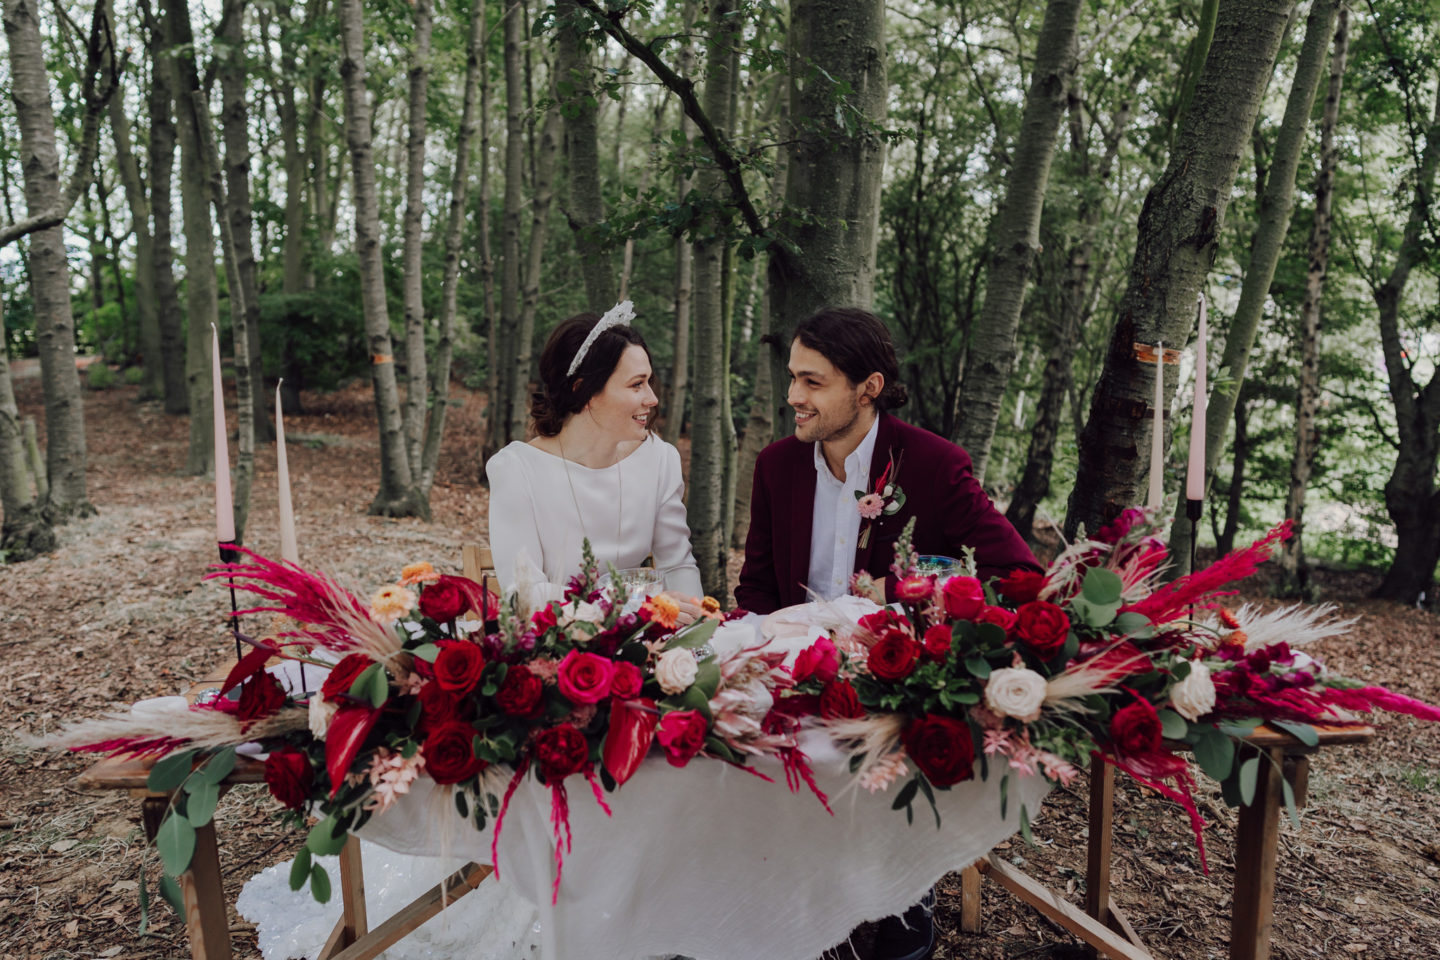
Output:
[
  {"xmin": 530, "ymin": 313, "xmax": 653, "ymax": 437},
  {"xmin": 792, "ymin": 306, "xmax": 909, "ymax": 411}
]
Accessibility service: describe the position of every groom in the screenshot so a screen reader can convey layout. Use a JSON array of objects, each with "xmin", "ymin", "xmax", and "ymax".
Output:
[{"xmin": 736, "ymin": 306, "xmax": 1039, "ymax": 616}]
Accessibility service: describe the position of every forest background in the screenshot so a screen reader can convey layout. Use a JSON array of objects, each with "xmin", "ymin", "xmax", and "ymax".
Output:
[{"xmin": 2, "ymin": 0, "xmax": 1440, "ymax": 604}]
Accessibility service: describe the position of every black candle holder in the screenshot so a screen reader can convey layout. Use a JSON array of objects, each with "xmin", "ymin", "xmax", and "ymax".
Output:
[{"xmin": 218, "ymin": 540, "xmax": 242, "ymax": 662}]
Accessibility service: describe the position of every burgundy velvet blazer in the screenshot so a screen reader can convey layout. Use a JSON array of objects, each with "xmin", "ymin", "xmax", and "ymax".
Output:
[{"xmin": 734, "ymin": 412, "xmax": 1040, "ymax": 615}]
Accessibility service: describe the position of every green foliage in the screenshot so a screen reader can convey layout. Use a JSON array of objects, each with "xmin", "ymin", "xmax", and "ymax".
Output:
[{"xmin": 84, "ymin": 362, "xmax": 116, "ymax": 390}]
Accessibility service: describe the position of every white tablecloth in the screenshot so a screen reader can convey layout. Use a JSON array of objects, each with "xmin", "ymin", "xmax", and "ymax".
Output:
[{"xmin": 360, "ymin": 732, "xmax": 1051, "ymax": 960}]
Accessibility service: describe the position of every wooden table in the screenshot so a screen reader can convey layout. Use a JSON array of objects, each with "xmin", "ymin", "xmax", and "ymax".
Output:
[{"xmin": 958, "ymin": 723, "xmax": 1376, "ymax": 960}]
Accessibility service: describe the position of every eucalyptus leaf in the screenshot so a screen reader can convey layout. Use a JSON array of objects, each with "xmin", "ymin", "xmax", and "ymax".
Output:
[
  {"xmin": 964, "ymin": 656, "xmax": 991, "ymax": 679},
  {"xmin": 892, "ymin": 777, "xmax": 919, "ymax": 812},
  {"xmin": 1157, "ymin": 708, "xmax": 1188, "ymax": 741},
  {"xmin": 693, "ymin": 660, "xmax": 722, "ymax": 700},
  {"xmin": 1272, "ymin": 720, "xmax": 1319, "ymax": 747},
  {"xmin": 305, "ymin": 815, "xmax": 348, "ymax": 857},
  {"xmin": 1238, "ymin": 756, "xmax": 1260, "ymax": 806},
  {"xmin": 146, "ymin": 749, "xmax": 198, "ymax": 793},
  {"xmin": 289, "ymin": 847, "xmax": 312, "ymax": 892},
  {"xmin": 1113, "ymin": 612, "xmax": 1154, "ymax": 639},
  {"xmin": 1193, "ymin": 728, "xmax": 1235, "ymax": 781},
  {"xmin": 184, "ymin": 780, "xmax": 219, "ymax": 828},
  {"xmin": 410, "ymin": 643, "xmax": 441, "ymax": 663},
  {"xmin": 157, "ymin": 813, "xmax": 196, "ymax": 876},
  {"xmin": 310, "ymin": 863, "xmax": 332, "ymax": 904},
  {"xmin": 1081, "ymin": 567, "xmax": 1123, "ymax": 605},
  {"xmin": 974, "ymin": 622, "xmax": 1008, "ymax": 648},
  {"xmin": 197, "ymin": 746, "xmax": 236, "ymax": 785},
  {"xmin": 158, "ymin": 874, "xmax": 185, "ymax": 916},
  {"xmin": 1281, "ymin": 777, "xmax": 1301, "ymax": 830},
  {"xmin": 666, "ymin": 617, "xmax": 719, "ymax": 651}
]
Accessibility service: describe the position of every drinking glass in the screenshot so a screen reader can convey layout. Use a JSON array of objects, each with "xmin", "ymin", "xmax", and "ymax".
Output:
[{"xmin": 916, "ymin": 555, "xmax": 963, "ymax": 582}]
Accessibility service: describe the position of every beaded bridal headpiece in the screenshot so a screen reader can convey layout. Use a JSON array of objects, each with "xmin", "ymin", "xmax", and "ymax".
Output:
[{"xmin": 566, "ymin": 300, "xmax": 636, "ymax": 377}]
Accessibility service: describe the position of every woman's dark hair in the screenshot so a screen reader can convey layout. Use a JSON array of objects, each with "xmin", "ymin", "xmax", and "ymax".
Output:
[
  {"xmin": 792, "ymin": 306, "xmax": 908, "ymax": 411},
  {"xmin": 530, "ymin": 313, "xmax": 653, "ymax": 437}
]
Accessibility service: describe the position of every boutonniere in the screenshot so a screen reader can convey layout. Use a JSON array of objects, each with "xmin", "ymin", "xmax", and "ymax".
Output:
[{"xmin": 855, "ymin": 451, "xmax": 905, "ymax": 549}]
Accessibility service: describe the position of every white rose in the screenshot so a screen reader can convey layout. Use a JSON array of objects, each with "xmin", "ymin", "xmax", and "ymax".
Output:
[
  {"xmin": 560, "ymin": 600, "xmax": 603, "ymax": 627},
  {"xmin": 984, "ymin": 667, "xmax": 1047, "ymax": 723},
  {"xmin": 1169, "ymin": 662, "xmax": 1216, "ymax": 722},
  {"xmin": 655, "ymin": 647, "xmax": 698, "ymax": 695},
  {"xmin": 309, "ymin": 695, "xmax": 337, "ymax": 738}
]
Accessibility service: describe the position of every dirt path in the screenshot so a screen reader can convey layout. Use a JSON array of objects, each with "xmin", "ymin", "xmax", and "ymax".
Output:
[{"xmin": 2, "ymin": 379, "xmax": 1437, "ymax": 959}]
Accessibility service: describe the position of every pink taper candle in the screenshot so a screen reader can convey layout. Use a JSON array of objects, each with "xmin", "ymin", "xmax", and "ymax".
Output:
[
  {"xmin": 1148, "ymin": 340, "xmax": 1165, "ymax": 509},
  {"xmin": 276, "ymin": 380, "xmax": 298, "ymax": 563},
  {"xmin": 1186, "ymin": 295, "xmax": 1207, "ymax": 501},
  {"xmin": 212, "ymin": 324, "xmax": 235, "ymax": 542}
]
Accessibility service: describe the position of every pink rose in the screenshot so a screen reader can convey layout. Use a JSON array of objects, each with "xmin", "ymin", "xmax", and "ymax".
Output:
[
  {"xmin": 609, "ymin": 661, "xmax": 644, "ymax": 700},
  {"xmin": 557, "ymin": 650, "xmax": 615, "ymax": 705},
  {"xmin": 656, "ymin": 710, "xmax": 708, "ymax": 767},
  {"xmin": 942, "ymin": 576, "xmax": 986, "ymax": 620},
  {"xmin": 791, "ymin": 636, "xmax": 840, "ymax": 684}
]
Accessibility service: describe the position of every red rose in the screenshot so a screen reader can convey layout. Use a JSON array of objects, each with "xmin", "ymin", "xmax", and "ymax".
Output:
[
  {"xmin": 533, "ymin": 723, "xmax": 590, "ymax": 782},
  {"xmin": 895, "ymin": 576, "xmax": 934, "ymax": 602},
  {"xmin": 792, "ymin": 636, "xmax": 840, "ymax": 684},
  {"xmin": 419, "ymin": 577, "xmax": 467, "ymax": 623},
  {"xmin": 1110, "ymin": 698, "xmax": 1163, "ymax": 756},
  {"xmin": 610, "ymin": 661, "xmax": 644, "ymax": 700},
  {"xmin": 531, "ymin": 604, "xmax": 558, "ymax": 631},
  {"xmin": 977, "ymin": 605, "xmax": 1017, "ymax": 632},
  {"xmin": 656, "ymin": 710, "xmax": 708, "ymax": 767},
  {"xmin": 901, "ymin": 713, "xmax": 976, "ymax": 787},
  {"xmin": 868, "ymin": 631, "xmax": 920, "ymax": 681},
  {"xmin": 238, "ymin": 674, "xmax": 286, "ymax": 722},
  {"xmin": 263, "ymin": 746, "xmax": 313, "ymax": 809},
  {"xmin": 857, "ymin": 609, "xmax": 903, "ymax": 635},
  {"xmin": 922, "ymin": 624, "xmax": 953, "ymax": 663},
  {"xmin": 321, "ymin": 653, "xmax": 373, "ymax": 702},
  {"xmin": 557, "ymin": 650, "xmax": 615, "ymax": 705},
  {"xmin": 495, "ymin": 664, "xmax": 544, "ymax": 716},
  {"xmin": 433, "ymin": 640, "xmax": 486, "ymax": 694},
  {"xmin": 422, "ymin": 720, "xmax": 486, "ymax": 785},
  {"xmin": 1013, "ymin": 601, "xmax": 1071, "ymax": 658},
  {"xmin": 997, "ymin": 570, "xmax": 1046, "ymax": 605},
  {"xmin": 417, "ymin": 681, "xmax": 460, "ymax": 732},
  {"xmin": 819, "ymin": 680, "xmax": 864, "ymax": 720},
  {"xmin": 942, "ymin": 576, "xmax": 986, "ymax": 620}
]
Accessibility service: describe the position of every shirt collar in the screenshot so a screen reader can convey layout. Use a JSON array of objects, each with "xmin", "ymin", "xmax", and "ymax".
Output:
[{"xmin": 812, "ymin": 411, "xmax": 881, "ymax": 488}]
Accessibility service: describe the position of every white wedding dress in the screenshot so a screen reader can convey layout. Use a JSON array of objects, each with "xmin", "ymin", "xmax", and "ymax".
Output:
[{"xmin": 237, "ymin": 434, "xmax": 703, "ymax": 960}]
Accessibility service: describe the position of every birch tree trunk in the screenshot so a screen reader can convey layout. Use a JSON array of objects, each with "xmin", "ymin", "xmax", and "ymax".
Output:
[
  {"xmin": 1064, "ymin": 0, "xmax": 1295, "ymax": 538},
  {"xmin": 766, "ymin": 0, "xmax": 887, "ymax": 442},
  {"xmin": 146, "ymin": 0, "xmax": 187, "ymax": 416},
  {"xmin": 660, "ymin": 0, "xmax": 698, "ymax": 447},
  {"xmin": 1277, "ymin": 7, "xmax": 1349, "ymax": 598},
  {"xmin": 401, "ymin": 0, "xmax": 433, "ymax": 474},
  {"xmin": 485, "ymin": 0, "xmax": 526, "ymax": 462},
  {"xmin": 419, "ymin": 2, "xmax": 486, "ymax": 497},
  {"xmin": 1167, "ymin": 0, "xmax": 1340, "ymax": 574},
  {"xmin": 478, "ymin": 1, "xmax": 498, "ymax": 471},
  {"xmin": 3, "ymin": 0, "xmax": 97, "ymax": 521},
  {"xmin": 1373, "ymin": 78, "xmax": 1440, "ymax": 605},
  {"xmin": 509, "ymin": 109, "xmax": 563, "ymax": 443},
  {"xmin": 0, "ymin": 295, "xmax": 56, "ymax": 558},
  {"xmin": 688, "ymin": 0, "xmax": 740, "ymax": 598},
  {"xmin": 338, "ymin": 0, "xmax": 426, "ymax": 519},
  {"xmin": 556, "ymin": 0, "xmax": 615, "ymax": 310},
  {"xmin": 951, "ymin": 0, "xmax": 1083, "ymax": 481}
]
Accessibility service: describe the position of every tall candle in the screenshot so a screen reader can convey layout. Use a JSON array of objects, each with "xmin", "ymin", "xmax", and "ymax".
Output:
[
  {"xmin": 212, "ymin": 324, "xmax": 235, "ymax": 543},
  {"xmin": 1148, "ymin": 340, "xmax": 1165, "ymax": 510},
  {"xmin": 276, "ymin": 381, "xmax": 298, "ymax": 563},
  {"xmin": 1186, "ymin": 295, "xmax": 1208, "ymax": 501}
]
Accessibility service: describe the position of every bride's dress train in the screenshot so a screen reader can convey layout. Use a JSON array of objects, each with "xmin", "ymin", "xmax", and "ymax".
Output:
[{"xmin": 237, "ymin": 841, "xmax": 541, "ymax": 960}]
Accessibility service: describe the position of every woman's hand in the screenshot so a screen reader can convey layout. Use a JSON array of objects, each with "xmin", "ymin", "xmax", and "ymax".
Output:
[{"xmin": 659, "ymin": 590, "xmax": 703, "ymax": 627}]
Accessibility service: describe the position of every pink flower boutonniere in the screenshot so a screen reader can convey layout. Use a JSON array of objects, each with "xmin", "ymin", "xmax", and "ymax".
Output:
[{"xmin": 856, "ymin": 452, "xmax": 906, "ymax": 548}]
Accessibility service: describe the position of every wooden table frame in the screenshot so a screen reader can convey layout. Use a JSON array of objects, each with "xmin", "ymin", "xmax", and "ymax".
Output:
[{"xmin": 957, "ymin": 724, "xmax": 1375, "ymax": 960}]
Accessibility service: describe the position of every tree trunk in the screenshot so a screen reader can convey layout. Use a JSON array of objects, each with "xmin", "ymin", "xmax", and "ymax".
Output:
[
  {"xmin": 420, "ymin": 2, "xmax": 486, "ymax": 497},
  {"xmin": 1167, "ymin": 0, "xmax": 1340, "ymax": 574},
  {"xmin": 275, "ymin": 0, "xmax": 308, "ymax": 414},
  {"xmin": 485, "ymin": 0, "xmax": 526, "ymax": 462},
  {"xmin": 305, "ymin": 0, "xmax": 336, "ymax": 270},
  {"xmin": 337, "ymin": 0, "xmax": 426, "ymax": 519},
  {"xmin": 556, "ymin": 0, "xmax": 616, "ymax": 311},
  {"xmin": 0, "ymin": 295, "xmax": 56, "ymax": 558},
  {"xmin": 660, "ymin": 0, "xmax": 698, "ymax": 447},
  {"xmin": 478, "ymin": 0, "xmax": 498, "ymax": 472},
  {"xmin": 4, "ymin": 0, "xmax": 96, "ymax": 521},
  {"xmin": 218, "ymin": 0, "xmax": 269, "ymax": 444},
  {"xmin": 1064, "ymin": 0, "xmax": 1295, "ymax": 538},
  {"xmin": 1277, "ymin": 7, "xmax": 1349, "ymax": 598},
  {"xmin": 509, "ymin": 109, "xmax": 564, "ymax": 443},
  {"xmin": 950, "ymin": 0, "xmax": 1083, "ymax": 481},
  {"xmin": 766, "ymin": 0, "xmax": 887, "ymax": 442},
  {"xmin": 1373, "ymin": 79, "xmax": 1440, "ymax": 606},
  {"xmin": 401, "ymin": 0, "xmax": 433, "ymax": 476},
  {"xmin": 687, "ymin": 0, "xmax": 742, "ymax": 598},
  {"xmin": 1215, "ymin": 389, "xmax": 1248, "ymax": 557},
  {"xmin": 146, "ymin": 0, "xmax": 187, "ymax": 415}
]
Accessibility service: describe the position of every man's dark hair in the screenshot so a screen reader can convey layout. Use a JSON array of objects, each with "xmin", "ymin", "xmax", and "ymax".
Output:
[
  {"xmin": 531, "ymin": 313, "xmax": 652, "ymax": 436},
  {"xmin": 792, "ymin": 306, "xmax": 908, "ymax": 411}
]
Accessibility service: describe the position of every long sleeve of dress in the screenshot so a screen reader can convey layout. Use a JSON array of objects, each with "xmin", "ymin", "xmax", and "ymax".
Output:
[
  {"xmin": 485, "ymin": 447, "xmax": 558, "ymax": 601},
  {"xmin": 653, "ymin": 442, "xmax": 704, "ymax": 598}
]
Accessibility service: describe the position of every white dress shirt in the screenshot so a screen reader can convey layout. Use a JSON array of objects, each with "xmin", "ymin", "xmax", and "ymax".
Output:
[{"xmin": 806, "ymin": 414, "xmax": 880, "ymax": 601}]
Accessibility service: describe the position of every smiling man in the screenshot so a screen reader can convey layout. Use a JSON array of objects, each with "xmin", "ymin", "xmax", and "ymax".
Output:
[{"xmin": 735, "ymin": 306, "xmax": 1040, "ymax": 616}]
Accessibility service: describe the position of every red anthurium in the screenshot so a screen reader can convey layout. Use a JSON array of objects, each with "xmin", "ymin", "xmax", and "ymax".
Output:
[
  {"xmin": 220, "ymin": 643, "xmax": 278, "ymax": 697},
  {"xmin": 603, "ymin": 697, "xmax": 657, "ymax": 786},
  {"xmin": 325, "ymin": 704, "xmax": 381, "ymax": 796}
]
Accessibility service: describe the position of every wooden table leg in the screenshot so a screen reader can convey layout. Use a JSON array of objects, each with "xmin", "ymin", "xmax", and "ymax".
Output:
[
  {"xmin": 1230, "ymin": 746, "xmax": 1284, "ymax": 960},
  {"xmin": 960, "ymin": 862, "xmax": 983, "ymax": 933},
  {"xmin": 181, "ymin": 818, "xmax": 234, "ymax": 960},
  {"xmin": 1085, "ymin": 759, "xmax": 1116, "ymax": 953}
]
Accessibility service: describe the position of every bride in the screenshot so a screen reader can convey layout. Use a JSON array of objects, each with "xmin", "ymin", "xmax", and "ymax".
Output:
[{"xmin": 237, "ymin": 303, "xmax": 703, "ymax": 959}]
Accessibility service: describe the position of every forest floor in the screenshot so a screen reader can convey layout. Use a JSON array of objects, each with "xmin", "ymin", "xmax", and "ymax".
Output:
[{"xmin": 2, "ymin": 377, "xmax": 1438, "ymax": 960}]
